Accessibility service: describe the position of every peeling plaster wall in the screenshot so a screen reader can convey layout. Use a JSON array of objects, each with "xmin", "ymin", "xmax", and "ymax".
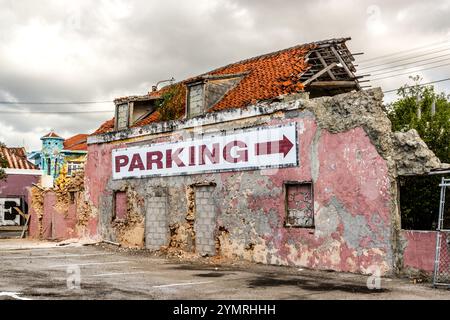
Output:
[
  {"xmin": 28, "ymin": 189, "xmax": 98, "ymax": 240},
  {"xmin": 85, "ymin": 88, "xmax": 446, "ymax": 275},
  {"xmin": 27, "ymin": 172, "xmax": 98, "ymax": 240}
]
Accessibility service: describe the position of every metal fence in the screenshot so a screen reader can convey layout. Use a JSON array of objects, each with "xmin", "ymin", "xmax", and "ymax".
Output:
[
  {"xmin": 433, "ymin": 231, "xmax": 450, "ymax": 286},
  {"xmin": 433, "ymin": 178, "xmax": 450, "ymax": 288}
]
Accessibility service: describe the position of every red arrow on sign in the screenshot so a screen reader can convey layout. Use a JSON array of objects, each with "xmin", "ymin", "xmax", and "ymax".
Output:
[{"xmin": 255, "ymin": 135, "xmax": 294, "ymax": 158}]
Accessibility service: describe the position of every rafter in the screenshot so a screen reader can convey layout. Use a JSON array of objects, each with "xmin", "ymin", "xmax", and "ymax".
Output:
[
  {"xmin": 315, "ymin": 51, "xmax": 336, "ymax": 80},
  {"xmin": 303, "ymin": 62, "xmax": 338, "ymax": 86},
  {"xmin": 330, "ymin": 46, "xmax": 361, "ymax": 90}
]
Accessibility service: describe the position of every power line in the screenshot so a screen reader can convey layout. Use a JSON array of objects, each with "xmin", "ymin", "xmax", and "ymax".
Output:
[
  {"xmin": 368, "ymin": 57, "xmax": 450, "ymax": 77},
  {"xmin": 382, "ymin": 77, "xmax": 450, "ymax": 94},
  {"xmin": 360, "ymin": 53, "xmax": 450, "ymax": 74},
  {"xmin": 358, "ymin": 39, "xmax": 450, "ymax": 64},
  {"xmin": 369, "ymin": 62, "xmax": 450, "ymax": 82},
  {"xmin": 358, "ymin": 47, "xmax": 450, "ymax": 70}
]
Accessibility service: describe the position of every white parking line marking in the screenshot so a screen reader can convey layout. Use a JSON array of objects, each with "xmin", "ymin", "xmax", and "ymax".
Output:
[
  {"xmin": 0, "ymin": 248, "xmax": 68, "ymax": 253},
  {"xmin": 5, "ymin": 253, "xmax": 114, "ymax": 260},
  {"xmin": 0, "ymin": 292, "xmax": 32, "ymax": 300},
  {"xmin": 50, "ymin": 261, "xmax": 131, "ymax": 268},
  {"xmin": 92, "ymin": 271, "xmax": 150, "ymax": 277},
  {"xmin": 152, "ymin": 281, "xmax": 213, "ymax": 288}
]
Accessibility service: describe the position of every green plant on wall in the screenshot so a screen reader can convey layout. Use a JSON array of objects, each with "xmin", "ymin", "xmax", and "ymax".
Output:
[
  {"xmin": 0, "ymin": 141, "xmax": 7, "ymax": 180},
  {"xmin": 387, "ymin": 76, "xmax": 450, "ymax": 230},
  {"xmin": 155, "ymin": 84, "xmax": 186, "ymax": 121}
]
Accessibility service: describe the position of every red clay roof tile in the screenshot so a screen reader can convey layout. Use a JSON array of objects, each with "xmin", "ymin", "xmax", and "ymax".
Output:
[
  {"xmin": 42, "ymin": 131, "xmax": 63, "ymax": 139},
  {"xmin": 0, "ymin": 146, "xmax": 38, "ymax": 170},
  {"xmin": 94, "ymin": 38, "xmax": 354, "ymax": 135},
  {"xmin": 63, "ymin": 134, "xmax": 88, "ymax": 151}
]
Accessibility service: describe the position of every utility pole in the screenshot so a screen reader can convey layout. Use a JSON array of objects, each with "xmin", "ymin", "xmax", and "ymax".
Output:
[
  {"xmin": 416, "ymin": 94, "xmax": 421, "ymax": 119},
  {"xmin": 431, "ymin": 97, "xmax": 436, "ymax": 116}
]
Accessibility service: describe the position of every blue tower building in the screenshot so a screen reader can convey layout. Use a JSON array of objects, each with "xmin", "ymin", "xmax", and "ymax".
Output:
[
  {"xmin": 28, "ymin": 131, "xmax": 88, "ymax": 180},
  {"xmin": 40, "ymin": 131, "xmax": 65, "ymax": 178}
]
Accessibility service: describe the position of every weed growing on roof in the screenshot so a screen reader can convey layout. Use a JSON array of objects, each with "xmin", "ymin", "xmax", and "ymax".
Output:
[
  {"xmin": 156, "ymin": 84, "xmax": 185, "ymax": 121},
  {"xmin": 0, "ymin": 142, "xmax": 7, "ymax": 180}
]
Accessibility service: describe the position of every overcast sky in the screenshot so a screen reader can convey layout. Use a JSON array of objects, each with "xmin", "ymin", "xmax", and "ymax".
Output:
[{"xmin": 1, "ymin": 0, "xmax": 449, "ymax": 151}]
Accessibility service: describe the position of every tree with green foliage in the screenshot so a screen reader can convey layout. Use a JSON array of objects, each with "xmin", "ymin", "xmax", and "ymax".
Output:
[
  {"xmin": 0, "ymin": 141, "xmax": 7, "ymax": 180},
  {"xmin": 387, "ymin": 76, "xmax": 450, "ymax": 230}
]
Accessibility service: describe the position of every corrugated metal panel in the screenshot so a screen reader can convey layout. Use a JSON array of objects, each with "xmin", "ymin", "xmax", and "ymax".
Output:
[{"xmin": 0, "ymin": 147, "xmax": 38, "ymax": 170}]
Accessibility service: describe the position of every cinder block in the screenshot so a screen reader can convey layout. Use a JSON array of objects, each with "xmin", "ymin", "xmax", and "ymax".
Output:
[
  {"xmin": 159, "ymin": 227, "xmax": 168, "ymax": 234},
  {"xmin": 196, "ymin": 231, "xmax": 205, "ymax": 239},
  {"xmin": 147, "ymin": 221, "xmax": 158, "ymax": 228},
  {"xmin": 208, "ymin": 217, "xmax": 217, "ymax": 224}
]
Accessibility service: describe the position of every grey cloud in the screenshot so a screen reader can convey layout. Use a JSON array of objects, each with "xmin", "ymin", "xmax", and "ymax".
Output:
[{"xmin": 0, "ymin": 0, "xmax": 449, "ymax": 150}]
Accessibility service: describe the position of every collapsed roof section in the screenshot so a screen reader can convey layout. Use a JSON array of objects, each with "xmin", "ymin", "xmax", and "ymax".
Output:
[
  {"xmin": 95, "ymin": 37, "xmax": 365, "ymax": 135},
  {"xmin": 300, "ymin": 38, "xmax": 364, "ymax": 97}
]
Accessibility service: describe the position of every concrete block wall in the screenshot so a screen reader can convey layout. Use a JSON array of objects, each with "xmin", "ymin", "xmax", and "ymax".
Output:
[
  {"xmin": 145, "ymin": 188, "xmax": 169, "ymax": 250},
  {"xmin": 194, "ymin": 186, "xmax": 217, "ymax": 256}
]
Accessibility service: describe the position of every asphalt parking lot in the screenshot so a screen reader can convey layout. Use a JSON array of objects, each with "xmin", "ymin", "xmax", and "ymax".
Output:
[{"xmin": 0, "ymin": 240, "xmax": 449, "ymax": 300}]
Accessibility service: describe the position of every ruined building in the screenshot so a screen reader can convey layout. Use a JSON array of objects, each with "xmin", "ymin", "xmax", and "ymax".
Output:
[{"xmin": 31, "ymin": 38, "xmax": 450, "ymax": 275}]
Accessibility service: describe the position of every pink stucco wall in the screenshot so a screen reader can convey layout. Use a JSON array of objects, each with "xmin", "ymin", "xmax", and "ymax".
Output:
[
  {"xmin": 114, "ymin": 191, "xmax": 127, "ymax": 220},
  {"xmin": 0, "ymin": 174, "xmax": 40, "ymax": 199},
  {"xmin": 28, "ymin": 190, "xmax": 97, "ymax": 240},
  {"xmin": 401, "ymin": 230, "xmax": 437, "ymax": 273},
  {"xmin": 47, "ymin": 193, "xmax": 78, "ymax": 240},
  {"xmin": 85, "ymin": 111, "xmax": 395, "ymax": 274}
]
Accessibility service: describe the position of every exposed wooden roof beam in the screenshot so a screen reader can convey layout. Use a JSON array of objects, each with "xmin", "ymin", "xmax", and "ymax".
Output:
[
  {"xmin": 330, "ymin": 46, "xmax": 361, "ymax": 90},
  {"xmin": 308, "ymin": 80, "xmax": 358, "ymax": 88},
  {"xmin": 315, "ymin": 51, "xmax": 336, "ymax": 80},
  {"xmin": 303, "ymin": 62, "xmax": 337, "ymax": 86}
]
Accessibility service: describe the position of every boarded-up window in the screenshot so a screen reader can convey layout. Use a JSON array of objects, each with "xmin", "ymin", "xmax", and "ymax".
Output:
[
  {"xmin": 188, "ymin": 83, "xmax": 204, "ymax": 118},
  {"xmin": 116, "ymin": 103, "xmax": 129, "ymax": 130},
  {"xmin": 114, "ymin": 191, "xmax": 127, "ymax": 221},
  {"xmin": 285, "ymin": 183, "xmax": 314, "ymax": 227}
]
